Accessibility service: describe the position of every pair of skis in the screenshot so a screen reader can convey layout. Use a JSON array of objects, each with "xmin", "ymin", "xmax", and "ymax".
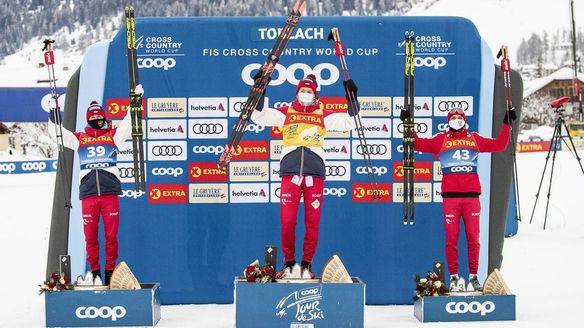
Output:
[
  {"xmin": 125, "ymin": 6, "xmax": 146, "ymax": 193},
  {"xmin": 42, "ymin": 39, "xmax": 72, "ymax": 208},
  {"xmin": 497, "ymin": 46, "xmax": 521, "ymax": 222},
  {"xmin": 217, "ymin": 0, "xmax": 307, "ymax": 171},
  {"xmin": 402, "ymin": 31, "xmax": 416, "ymax": 224},
  {"xmin": 328, "ymin": 28, "xmax": 380, "ymax": 199}
]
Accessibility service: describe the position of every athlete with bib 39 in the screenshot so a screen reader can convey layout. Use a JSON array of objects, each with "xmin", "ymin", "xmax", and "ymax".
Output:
[
  {"xmin": 48, "ymin": 85, "xmax": 142, "ymax": 285},
  {"xmin": 252, "ymin": 74, "xmax": 359, "ymax": 279},
  {"xmin": 400, "ymin": 106, "xmax": 516, "ymax": 291}
]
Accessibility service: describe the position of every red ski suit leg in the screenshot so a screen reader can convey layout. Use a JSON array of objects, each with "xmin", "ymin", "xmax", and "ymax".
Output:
[
  {"xmin": 443, "ymin": 197, "xmax": 481, "ymax": 276},
  {"xmin": 280, "ymin": 176, "xmax": 324, "ymax": 264},
  {"xmin": 81, "ymin": 194, "xmax": 120, "ymax": 272}
]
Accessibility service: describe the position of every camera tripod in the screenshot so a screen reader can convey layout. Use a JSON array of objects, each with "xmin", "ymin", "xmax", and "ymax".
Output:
[{"xmin": 529, "ymin": 97, "xmax": 584, "ymax": 229}]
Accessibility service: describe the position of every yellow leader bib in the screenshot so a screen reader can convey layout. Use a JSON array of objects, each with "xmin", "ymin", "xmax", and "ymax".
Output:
[{"xmin": 282, "ymin": 104, "xmax": 326, "ymax": 147}]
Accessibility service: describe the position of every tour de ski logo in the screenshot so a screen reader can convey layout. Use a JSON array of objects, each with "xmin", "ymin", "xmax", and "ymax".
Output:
[{"xmin": 275, "ymin": 286, "xmax": 324, "ymax": 322}]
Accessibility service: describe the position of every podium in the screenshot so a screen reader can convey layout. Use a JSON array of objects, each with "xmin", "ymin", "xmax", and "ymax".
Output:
[
  {"xmin": 45, "ymin": 283, "xmax": 161, "ymax": 327},
  {"xmin": 235, "ymin": 277, "xmax": 365, "ymax": 328},
  {"xmin": 414, "ymin": 294, "xmax": 516, "ymax": 322}
]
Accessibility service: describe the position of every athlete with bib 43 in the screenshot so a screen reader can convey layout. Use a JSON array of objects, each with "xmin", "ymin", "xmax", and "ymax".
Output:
[
  {"xmin": 252, "ymin": 74, "xmax": 359, "ymax": 279},
  {"xmin": 48, "ymin": 85, "xmax": 143, "ymax": 285},
  {"xmin": 400, "ymin": 106, "xmax": 516, "ymax": 291}
]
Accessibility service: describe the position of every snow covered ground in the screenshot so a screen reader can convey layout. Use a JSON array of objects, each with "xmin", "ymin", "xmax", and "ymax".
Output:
[{"xmin": 1, "ymin": 150, "xmax": 584, "ymax": 327}]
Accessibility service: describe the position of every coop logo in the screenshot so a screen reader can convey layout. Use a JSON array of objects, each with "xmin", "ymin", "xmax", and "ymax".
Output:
[
  {"xmin": 0, "ymin": 163, "xmax": 16, "ymax": 173},
  {"xmin": 393, "ymin": 161, "xmax": 432, "ymax": 181},
  {"xmin": 75, "ymin": 306, "xmax": 126, "ymax": 321},
  {"xmin": 192, "ymin": 145, "xmax": 225, "ymax": 155},
  {"xmin": 230, "ymin": 183, "xmax": 270, "ymax": 203},
  {"xmin": 106, "ymin": 98, "xmax": 145, "ymax": 119},
  {"xmin": 258, "ymin": 26, "xmax": 325, "ymax": 40},
  {"xmin": 325, "ymin": 161, "xmax": 351, "ymax": 181},
  {"xmin": 148, "ymin": 184, "xmax": 187, "ymax": 204},
  {"xmin": 447, "ymin": 165, "xmax": 475, "ymax": 173},
  {"xmin": 353, "ymin": 118, "xmax": 391, "ymax": 138},
  {"xmin": 352, "ymin": 182, "xmax": 391, "ymax": 202},
  {"xmin": 152, "ymin": 167, "xmax": 184, "ymax": 177},
  {"xmin": 20, "ymin": 161, "xmax": 47, "ymax": 172},
  {"xmin": 237, "ymin": 123, "xmax": 266, "ymax": 134},
  {"xmin": 446, "ymin": 301, "xmax": 495, "ymax": 316},
  {"xmin": 147, "ymin": 119, "xmax": 186, "ymax": 139},
  {"xmin": 242, "ymin": 63, "xmax": 339, "ymax": 90},
  {"xmin": 352, "ymin": 140, "xmax": 391, "ymax": 160},
  {"xmin": 323, "ymin": 187, "xmax": 347, "ymax": 198},
  {"xmin": 229, "ymin": 162, "xmax": 269, "ymax": 182},
  {"xmin": 356, "ymin": 166, "xmax": 388, "ymax": 177},
  {"xmin": 120, "ymin": 189, "xmax": 144, "ymax": 199},
  {"xmin": 358, "ymin": 97, "xmax": 392, "ymax": 117},
  {"xmin": 323, "ymin": 140, "xmax": 350, "ymax": 160},
  {"xmin": 232, "ymin": 140, "xmax": 269, "ymax": 160},
  {"xmin": 137, "ymin": 57, "xmax": 176, "ymax": 70},
  {"xmin": 147, "ymin": 98, "xmax": 186, "ymax": 118},
  {"xmin": 434, "ymin": 96, "xmax": 474, "ymax": 116},
  {"xmin": 148, "ymin": 141, "xmax": 187, "ymax": 161},
  {"xmin": 415, "ymin": 57, "xmax": 447, "ymax": 69},
  {"xmin": 275, "ymin": 286, "xmax": 324, "ymax": 322},
  {"xmin": 188, "ymin": 97, "xmax": 228, "ymax": 117},
  {"xmin": 189, "ymin": 162, "xmax": 228, "ymax": 182},
  {"xmin": 188, "ymin": 119, "xmax": 228, "ymax": 139},
  {"xmin": 189, "ymin": 183, "xmax": 228, "ymax": 203}
]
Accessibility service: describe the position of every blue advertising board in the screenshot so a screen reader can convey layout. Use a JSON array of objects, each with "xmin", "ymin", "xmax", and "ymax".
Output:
[
  {"xmin": 66, "ymin": 16, "xmax": 497, "ymax": 305},
  {"xmin": 0, "ymin": 160, "xmax": 58, "ymax": 174},
  {"xmin": 414, "ymin": 294, "xmax": 516, "ymax": 322},
  {"xmin": 0, "ymin": 87, "xmax": 66, "ymax": 122}
]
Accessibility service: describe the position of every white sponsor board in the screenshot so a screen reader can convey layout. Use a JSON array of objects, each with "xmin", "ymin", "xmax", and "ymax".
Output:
[
  {"xmin": 229, "ymin": 161, "xmax": 269, "ymax": 182},
  {"xmin": 351, "ymin": 139, "xmax": 391, "ymax": 160},
  {"xmin": 188, "ymin": 119, "xmax": 228, "ymax": 139},
  {"xmin": 229, "ymin": 96, "xmax": 269, "ymax": 117},
  {"xmin": 147, "ymin": 140, "xmax": 187, "ymax": 161},
  {"xmin": 270, "ymin": 140, "xmax": 283, "ymax": 160},
  {"xmin": 433, "ymin": 182, "xmax": 443, "ymax": 203},
  {"xmin": 358, "ymin": 97, "xmax": 392, "ymax": 117},
  {"xmin": 147, "ymin": 119, "xmax": 187, "ymax": 139},
  {"xmin": 188, "ymin": 97, "xmax": 228, "ymax": 117},
  {"xmin": 323, "ymin": 139, "xmax": 351, "ymax": 160},
  {"xmin": 116, "ymin": 141, "xmax": 147, "ymax": 162},
  {"xmin": 392, "ymin": 118, "xmax": 433, "ymax": 138},
  {"xmin": 392, "ymin": 182, "xmax": 433, "ymax": 203},
  {"xmin": 189, "ymin": 183, "xmax": 229, "ymax": 203},
  {"xmin": 230, "ymin": 183, "xmax": 270, "ymax": 203},
  {"xmin": 352, "ymin": 118, "xmax": 392, "ymax": 139},
  {"xmin": 392, "ymin": 96, "xmax": 433, "ymax": 117},
  {"xmin": 148, "ymin": 98, "xmax": 187, "ymax": 118},
  {"xmin": 270, "ymin": 161, "xmax": 281, "ymax": 182},
  {"xmin": 433, "ymin": 96, "xmax": 474, "ymax": 117},
  {"xmin": 325, "ymin": 161, "xmax": 351, "ymax": 181}
]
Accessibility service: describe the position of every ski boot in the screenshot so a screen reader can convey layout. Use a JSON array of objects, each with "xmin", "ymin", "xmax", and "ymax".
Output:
[
  {"xmin": 276, "ymin": 261, "xmax": 296, "ymax": 279},
  {"xmin": 300, "ymin": 261, "xmax": 316, "ymax": 279},
  {"xmin": 105, "ymin": 270, "xmax": 113, "ymax": 286},
  {"xmin": 467, "ymin": 274, "xmax": 482, "ymax": 291}
]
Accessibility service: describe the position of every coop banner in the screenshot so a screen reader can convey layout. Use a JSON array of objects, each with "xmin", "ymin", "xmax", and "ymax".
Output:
[{"xmin": 73, "ymin": 16, "xmax": 487, "ymax": 305}]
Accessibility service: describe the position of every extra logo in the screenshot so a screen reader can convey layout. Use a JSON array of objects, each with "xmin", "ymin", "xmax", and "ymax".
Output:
[
  {"xmin": 352, "ymin": 182, "xmax": 391, "ymax": 202},
  {"xmin": 352, "ymin": 139, "xmax": 391, "ymax": 160},
  {"xmin": 445, "ymin": 301, "xmax": 495, "ymax": 316},
  {"xmin": 242, "ymin": 63, "xmax": 339, "ymax": 90},
  {"xmin": 152, "ymin": 167, "xmax": 184, "ymax": 177},
  {"xmin": 276, "ymin": 286, "xmax": 324, "ymax": 322},
  {"xmin": 75, "ymin": 306, "xmax": 126, "ymax": 321},
  {"xmin": 0, "ymin": 163, "xmax": 16, "ymax": 173},
  {"xmin": 148, "ymin": 141, "xmax": 187, "ymax": 161},
  {"xmin": 319, "ymin": 96, "xmax": 348, "ymax": 112},
  {"xmin": 270, "ymin": 126, "xmax": 283, "ymax": 139},
  {"xmin": 188, "ymin": 97, "xmax": 228, "ymax": 118},
  {"xmin": 434, "ymin": 96, "xmax": 474, "ymax": 117},
  {"xmin": 393, "ymin": 118, "xmax": 433, "ymax": 138},
  {"xmin": 229, "ymin": 96, "xmax": 269, "ymax": 117},
  {"xmin": 231, "ymin": 140, "xmax": 269, "ymax": 160},
  {"xmin": 189, "ymin": 162, "xmax": 228, "ymax": 182},
  {"xmin": 106, "ymin": 98, "xmax": 145, "ymax": 119},
  {"xmin": 392, "ymin": 161, "xmax": 432, "ymax": 181},
  {"xmin": 325, "ymin": 161, "xmax": 351, "ymax": 181},
  {"xmin": 148, "ymin": 184, "xmax": 187, "ymax": 204},
  {"xmin": 188, "ymin": 119, "xmax": 228, "ymax": 139},
  {"xmin": 353, "ymin": 118, "xmax": 392, "ymax": 139}
]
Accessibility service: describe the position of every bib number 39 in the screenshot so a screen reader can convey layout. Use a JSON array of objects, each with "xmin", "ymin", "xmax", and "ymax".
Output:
[{"xmin": 87, "ymin": 146, "xmax": 106, "ymax": 158}]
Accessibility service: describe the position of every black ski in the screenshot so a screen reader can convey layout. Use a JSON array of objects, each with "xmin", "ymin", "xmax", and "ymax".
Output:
[
  {"xmin": 403, "ymin": 31, "xmax": 415, "ymax": 225},
  {"xmin": 497, "ymin": 45, "xmax": 521, "ymax": 221},
  {"xmin": 125, "ymin": 5, "xmax": 146, "ymax": 192},
  {"xmin": 217, "ymin": 0, "xmax": 307, "ymax": 171},
  {"xmin": 328, "ymin": 27, "xmax": 379, "ymax": 199},
  {"xmin": 42, "ymin": 39, "xmax": 72, "ymax": 208}
]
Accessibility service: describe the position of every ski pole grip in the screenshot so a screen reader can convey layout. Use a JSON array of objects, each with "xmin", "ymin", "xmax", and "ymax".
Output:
[
  {"xmin": 501, "ymin": 59, "xmax": 510, "ymax": 72},
  {"xmin": 334, "ymin": 42, "xmax": 345, "ymax": 56},
  {"xmin": 44, "ymin": 51, "xmax": 55, "ymax": 65}
]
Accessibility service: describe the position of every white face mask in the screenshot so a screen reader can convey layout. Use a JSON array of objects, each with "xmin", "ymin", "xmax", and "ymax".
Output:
[
  {"xmin": 297, "ymin": 92, "xmax": 314, "ymax": 105},
  {"xmin": 448, "ymin": 118, "xmax": 465, "ymax": 130}
]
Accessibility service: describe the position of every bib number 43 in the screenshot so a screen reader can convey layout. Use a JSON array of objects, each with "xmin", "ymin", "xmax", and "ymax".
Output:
[{"xmin": 452, "ymin": 149, "xmax": 470, "ymax": 161}]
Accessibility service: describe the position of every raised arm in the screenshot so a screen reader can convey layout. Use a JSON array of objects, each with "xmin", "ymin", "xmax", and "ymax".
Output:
[
  {"xmin": 251, "ymin": 106, "xmax": 287, "ymax": 127},
  {"xmin": 473, "ymin": 123, "xmax": 510, "ymax": 153},
  {"xmin": 48, "ymin": 109, "xmax": 79, "ymax": 150},
  {"xmin": 414, "ymin": 132, "xmax": 444, "ymax": 154}
]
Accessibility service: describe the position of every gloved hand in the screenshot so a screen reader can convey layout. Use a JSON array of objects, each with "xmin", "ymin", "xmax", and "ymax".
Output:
[
  {"xmin": 504, "ymin": 106, "xmax": 517, "ymax": 125},
  {"xmin": 49, "ymin": 108, "xmax": 62, "ymax": 124},
  {"xmin": 133, "ymin": 84, "xmax": 144, "ymax": 96},
  {"xmin": 253, "ymin": 67, "xmax": 271, "ymax": 86},
  {"xmin": 344, "ymin": 79, "xmax": 359, "ymax": 116},
  {"xmin": 399, "ymin": 109, "xmax": 410, "ymax": 122},
  {"xmin": 48, "ymin": 97, "xmax": 57, "ymax": 110}
]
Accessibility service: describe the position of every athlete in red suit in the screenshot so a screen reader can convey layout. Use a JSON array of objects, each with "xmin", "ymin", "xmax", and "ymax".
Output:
[{"xmin": 401, "ymin": 106, "xmax": 516, "ymax": 290}]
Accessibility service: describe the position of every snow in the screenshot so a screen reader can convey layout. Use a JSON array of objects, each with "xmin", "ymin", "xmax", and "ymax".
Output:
[
  {"xmin": 408, "ymin": 0, "xmax": 584, "ymax": 64},
  {"xmin": 2, "ymin": 150, "xmax": 584, "ymax": 327},
  {"xmin": 523, "ymin": 67, "xmax": 584, "ymax": 98}
]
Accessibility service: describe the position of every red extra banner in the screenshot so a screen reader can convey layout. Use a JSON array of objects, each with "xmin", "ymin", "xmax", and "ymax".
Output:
[
  {"xmin": 148, "ymin": 184, "xmax": 187, "ymax": 204},
  {"xmin": 106, "ymin": 98, "xmax": 146, "ymax": 119},
  {"xmin": 352, "ymin": 182, "xmax": 391, "ymax": 202}
]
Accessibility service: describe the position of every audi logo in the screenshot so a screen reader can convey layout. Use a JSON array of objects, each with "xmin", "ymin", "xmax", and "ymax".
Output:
[
  {"xmin": 325, "ymin": 165, "xmax": 347, "ymax": 176},
  {"xmin": 356, "ymin": 144, "xmax": 387, "ymax": 155},
  {"xmin": 118, "ymin": 167, "xmax": 135, "ymax": 178},
  {"xmin": 445, "ymin": 301, "xmax": 495, "ymax": 316},
  {"xmin": 191, "ymin": 123, "xmax": 224, "ymax": 135},
  {"xmin": 397, "ymin": 122, "xmax": 428, "ymax": 133},
  {"xmin": 75, "ymin": 305, "xmax": 126, "ymax": 321},
  {"xmin": 152, "ymin": 145, "xmax": 183, "ymax": 156},
  {"xmin": 437, "ymin": 100, "xmax": 470, "ymax": 112},
  {"xmin": 233, "ymin": 101, "xmax": 246, "ymax": 113}
]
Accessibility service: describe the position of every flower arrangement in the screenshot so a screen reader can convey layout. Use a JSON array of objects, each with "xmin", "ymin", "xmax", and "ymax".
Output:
[
  {"xmin": 413, "ymin": 271, "xmax": 448, "ymax": 300},
  {"xmin": 39, "ymin": 272, "xmax": 73, "ymax": 295},
  {"xmin": 244, "ymin": 259, "xmax": 276, "ymax": 283}
]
